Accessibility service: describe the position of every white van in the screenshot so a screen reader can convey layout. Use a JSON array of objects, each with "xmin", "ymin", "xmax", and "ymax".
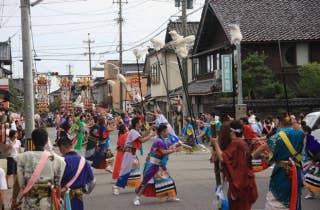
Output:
[{"xmin": 304, "ymin": 112, "xmax": 320, "ymax": 139}]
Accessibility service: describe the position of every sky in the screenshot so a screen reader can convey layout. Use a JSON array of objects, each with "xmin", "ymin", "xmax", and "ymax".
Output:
[{"xmin": 0, "ymin": 0, "xmax": 205, "ymax": 88}]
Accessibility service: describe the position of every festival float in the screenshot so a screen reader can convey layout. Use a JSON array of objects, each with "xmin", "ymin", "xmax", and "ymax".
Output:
[
  {"xmin": 59, "ymin": 76, "xmax": 74, "ymax": 113},
  {"xmin": 36, "ymin": 76, "xmax": 49, "ymax": 113},
  {"xmin": 75, "ymin": 77, "xmax": 94, "ymax": 111}
]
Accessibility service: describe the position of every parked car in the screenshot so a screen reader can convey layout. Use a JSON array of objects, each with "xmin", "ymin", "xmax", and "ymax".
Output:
[{"xmin": 304, "ymin": 112, "xmax": 320, "ymax": 140}]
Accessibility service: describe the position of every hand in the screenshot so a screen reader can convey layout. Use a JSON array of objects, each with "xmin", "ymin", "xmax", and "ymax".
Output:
[
  {"xmin": 211, "ymin": 137, "xmax": 218, "ymax": 143},
  {"xmin": 173, "ymin": 146, "xmax": 181, "ymax": 153},
  {"xmin": 149, "ymin": 130, "xmax": 156, "ymax": 138}
]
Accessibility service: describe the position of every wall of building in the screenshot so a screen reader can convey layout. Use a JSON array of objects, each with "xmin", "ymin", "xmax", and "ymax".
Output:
[{"xmin": 149, "ymin": 54, "xmax": 167, "ymax": 98}]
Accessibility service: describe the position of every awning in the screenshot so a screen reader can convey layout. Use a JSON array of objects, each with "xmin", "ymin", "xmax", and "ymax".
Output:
[{"xmin": 170, "ymin": 78, "xmax": 219, "ymax": 96}]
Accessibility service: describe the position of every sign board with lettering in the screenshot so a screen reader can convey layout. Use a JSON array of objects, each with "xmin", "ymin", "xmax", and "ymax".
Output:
[{"xmin": 221, "ymin": 54, "xmax": 233, "ymax": 93}]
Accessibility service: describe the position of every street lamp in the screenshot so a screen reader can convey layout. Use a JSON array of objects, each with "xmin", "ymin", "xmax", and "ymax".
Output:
[{"xmin": 229, "ymin": 24, "xmax": 246, "ymax": 119}]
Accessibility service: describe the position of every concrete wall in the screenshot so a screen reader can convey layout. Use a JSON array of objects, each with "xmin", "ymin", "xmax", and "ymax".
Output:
[
  {"xmin": 296, "ymin": 43, "xmax": 309, "ymax": 65},
  {"xmin": 149, "ymin": 51, "xmax": 193, "ymax": 98}
]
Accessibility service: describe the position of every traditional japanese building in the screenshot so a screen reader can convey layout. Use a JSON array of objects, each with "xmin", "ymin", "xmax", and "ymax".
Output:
[
  {"xmin": 144, "ymin": 21, "xmax": 199, "ymax": 117},
  {"xmin": 188, "ymin": 0, "xmax": 320, "ymax": 116}
]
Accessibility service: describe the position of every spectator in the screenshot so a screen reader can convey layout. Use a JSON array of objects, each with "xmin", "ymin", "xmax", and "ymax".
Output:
[{"xmin": 5, "ymin": 130, "xmax": 22, "ymax": 188}]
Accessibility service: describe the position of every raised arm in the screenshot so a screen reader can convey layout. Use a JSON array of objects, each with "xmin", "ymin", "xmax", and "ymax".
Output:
[
  {"xmin": 212, "ymin": 138, "xmax": 224, "ymax": 162},
  {"xmin": 138, "ymin": 131, "xmax": 156, "ymax": 143}
]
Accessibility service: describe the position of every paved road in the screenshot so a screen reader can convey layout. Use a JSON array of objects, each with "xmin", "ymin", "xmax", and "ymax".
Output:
[{"xmin": 4, "ymin": 128, "xmax": 319, "ymax": 210}]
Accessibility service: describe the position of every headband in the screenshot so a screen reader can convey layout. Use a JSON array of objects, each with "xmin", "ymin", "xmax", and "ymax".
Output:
[{"xmin": 230, "ymin": 128, "xmax": 242, "ymax": 133}]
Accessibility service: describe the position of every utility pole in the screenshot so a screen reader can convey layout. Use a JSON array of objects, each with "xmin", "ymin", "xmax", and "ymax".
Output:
[
  {"xmin": 84, "ymin": 33, "xmax": 95, "ymax": 77},
  {"xmin": 67, "ymin": 64, "xmax": 73, "ymax": 75},
  {"xmin": 20, "ymin": 0, "xmax": 35, "ymax": 141},
  {"xmin": 181, "ymin": 0, "xmax": 188, "ymax": 118},
  {"xmin": 113, "ymin": 0, "xmax": 127, "ymax": 111}
]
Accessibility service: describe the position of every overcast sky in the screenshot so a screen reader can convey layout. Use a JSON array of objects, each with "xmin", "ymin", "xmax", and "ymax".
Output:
[{"xmin": 1, "ymin": 0, "xmax": 205, "ymax": 86}]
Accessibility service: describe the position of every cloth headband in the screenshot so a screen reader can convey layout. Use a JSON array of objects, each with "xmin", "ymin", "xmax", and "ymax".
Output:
[{"xmin": 230, "ymin": 128, "xmax": 242, "ymax": 133}]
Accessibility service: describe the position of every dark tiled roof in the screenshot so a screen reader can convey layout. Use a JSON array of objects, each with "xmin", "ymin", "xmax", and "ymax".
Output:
[
  {"xmin": 170, "ymin": 79, "xmax": 216, "ymax": 96},
  {"xmin": 0, "ymin": 41, "xmax": 11, "ymax": 64},
  {"xmin": 165, "ymin": 21, "xmax": 200, "ymax": 43},
  {"xmin": 210, "ymin": 0, "xmax": 320, "ymax": 42}
]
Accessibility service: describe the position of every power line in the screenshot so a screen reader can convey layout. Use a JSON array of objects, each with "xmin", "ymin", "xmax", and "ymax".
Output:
[{"xmin": 1, "ymin": 18, "xmax": 117, "ymax": 28}]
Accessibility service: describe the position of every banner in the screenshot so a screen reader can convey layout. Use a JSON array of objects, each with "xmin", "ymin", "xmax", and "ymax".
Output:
[{"xmin": 221, "ymin": 54, "xmax": 233, "ymax": 93}]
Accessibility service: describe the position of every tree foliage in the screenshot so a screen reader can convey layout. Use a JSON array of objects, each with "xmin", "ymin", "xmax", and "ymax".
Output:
[
  {"xmin": 242, "ymin": 52, "xmax": 285, "ymax": 99},
  {"xmin": 9, "ymin": 79, "xmax": 23, "ymax": 113},
  {"xmin": 298, "ymin": 63, "xmax": 320, "ymax": 98}
]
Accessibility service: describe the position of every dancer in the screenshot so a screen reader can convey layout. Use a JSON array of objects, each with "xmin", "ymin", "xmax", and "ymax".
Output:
[
  {"xmin": 212, "ymin": 121, "xmax": 258, "ymax": 210},
  {"xmin": 302, "ymin": 125, "xmax": 320, "ymax": 199},
  {"xmin": 112, "ymin": 124, "xmax": 129, "ymax": 180},
  {"xmin": 11, "ymin": 128, "xmax": 66, "ymax": 209},
  {"xmin": 92, "ymin": 118, "xmax": 116, "ymax": 169},
  {"xmin": 58, "ymin": 136, "xmax": 95, "ymax": 210},
  {"xmin": 112, "ymin": 117, "xmax": 155, "ymax": 195},
  {"xmin": 75, "ymin": 116, "xmax": 86, "ymax": 152},
  {"xmin": 134, "ymin": 124, "xmax": 181, "ymax": 206},
  {"xmin": 253, "ymin": 115, "xmax": 304, "ymax": 210}
]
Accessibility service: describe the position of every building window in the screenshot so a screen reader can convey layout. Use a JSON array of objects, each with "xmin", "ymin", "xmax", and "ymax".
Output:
[
  {"xmin": 281, "ymin": 44, "xmax": 296, "ymax": 67},
  {"xmin": 151, "ymin": 63, "xmax": 160, "ymax": 85},
  {"xmin": 192, "ymin": 58, "xmax": 199, "ymax": 78},
  {"xmin": 207, "ymin": 54, "xmax": 217, "ymax": 73}
]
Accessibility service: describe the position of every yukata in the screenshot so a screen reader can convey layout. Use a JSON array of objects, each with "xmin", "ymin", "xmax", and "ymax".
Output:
[
  {"xmin": 115, "ymin": 129, "xmax": 142, "ymax": 188},
  {"xmin": 303, "ymin": 134, "xmax": 320, "ymax": 193},
  {"xmin": 136, "ymin": 137, "xmax": 177, "ymax": 198},
  {"xmin": 265, "ymin": 128, "xmax": 304, "ymax": 210},
  {"xmin": 61, "ymin": 151, "xmax": 94, "ymax": 210},
  {"xmin": 221, "ymin": 138, "xmax": 258, "ymax": 210},
  {"xmin": 113, "ymin": 132, "xmax": 129, "ymax": 180},
  {"xmin": 14, "ymin": 151, "xmax": 66, "ymax": 210},
  {"xmin": 85, "ymin": 124, "xmax": 99, "ymax": 161},
  {"xmin": 92, "ymin": 125, "xmax": 110, "ymax": 169},
  {"xmin": 75, "ymin": 120, "xmax": 85, "ymax": 151}
]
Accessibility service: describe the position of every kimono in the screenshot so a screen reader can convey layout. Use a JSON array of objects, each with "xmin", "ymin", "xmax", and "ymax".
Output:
[
  {"xmin": 222, "ymin": 138, "xmax": 258, "ymax": 210},
  {"xmin": 92, "ymin": 125, "xmax": 110, "ymax": 169},
  {"xmin": 75, "ymin": 120, "xmax": 85, "ymax": 151},
  {"xmin": 115, "ymin": 129, "xmax": 142, "ymax": 188},
  {"xmin": 14, "ymin": 151, "xmax": 66, "ymax": 210},
  {"xmin": 85, "ymin": 124, "xmax": 99, "ymax": 161},
  {"xmin": 136, "ymin": 137, "xmax": 177, "ymax": 198},
  {"xmin": 61, "ymin": 152, "xmax": 94, "ymax": 210},
  {"xmin": 303, "ymin": 134, "xmax": 320, "ymax": 193},
  {"xmin": 265, "ymin": 128, "xmax": 304, "ymax": 210},
  {"xmin": 112, "ymin": 132, "xmax": 129, "ymax": 180}
]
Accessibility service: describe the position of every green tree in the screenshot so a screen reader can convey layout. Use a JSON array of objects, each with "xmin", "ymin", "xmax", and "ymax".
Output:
[
  {"xmin": 242, "ymin": 52, "xmax": 285, "ymax": 99},
  {"xmin": 9, "ymin": 79, "xmax": 24, "ymax": 112},
  {"xmin": 298, "ymin": 63, "xmax": 320, "ymax": 97}
]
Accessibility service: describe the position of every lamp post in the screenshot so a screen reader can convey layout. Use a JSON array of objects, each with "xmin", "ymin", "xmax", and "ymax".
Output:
[{"xmin": 229, "ymin": 24, "xmax": 247, "ymax": 119}]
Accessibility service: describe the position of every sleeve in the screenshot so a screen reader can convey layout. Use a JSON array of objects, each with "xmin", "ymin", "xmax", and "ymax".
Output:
[
  {"xmin": 128, "ymin": 130, "xmax": 142, "ymax": 143},
  {"xmin": 14, "ymin": 153, "xmax": 25, "ymax": 188},
  {"xmin": 266, "ymin": 133, "xmax": 281, "ymax": 154},
  {"xmin": 53, "ymin": 155, "xmax": 66, "ymax": 186},
  {"xmin": 85, "ymin": 161, "xmax": 94, "ymax": 183},
  {"xmin": 153, "ymin": 140, "xmax": 166, "ymax": 156},
  {"xmin": 0, "ymin": 168, "xmax": 7, "ymax": 190}
]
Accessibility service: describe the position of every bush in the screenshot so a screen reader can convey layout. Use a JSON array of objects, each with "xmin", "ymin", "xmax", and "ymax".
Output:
[
  {"xmin": 242, "ymin": 52, "xmax": 284, "ymax": 99},
  {"xmin": 298, "ymin": 63, "xmax": 320, "ymax": 97}
]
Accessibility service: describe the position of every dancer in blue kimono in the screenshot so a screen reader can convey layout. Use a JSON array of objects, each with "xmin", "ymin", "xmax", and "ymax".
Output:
[
  {"xmin": 58, "ymin": 136, "xmax": 95, "ymax": 210},
  {"xmin": 253, "ymin": 116, "xmax": 304, "ymax": 210}
]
